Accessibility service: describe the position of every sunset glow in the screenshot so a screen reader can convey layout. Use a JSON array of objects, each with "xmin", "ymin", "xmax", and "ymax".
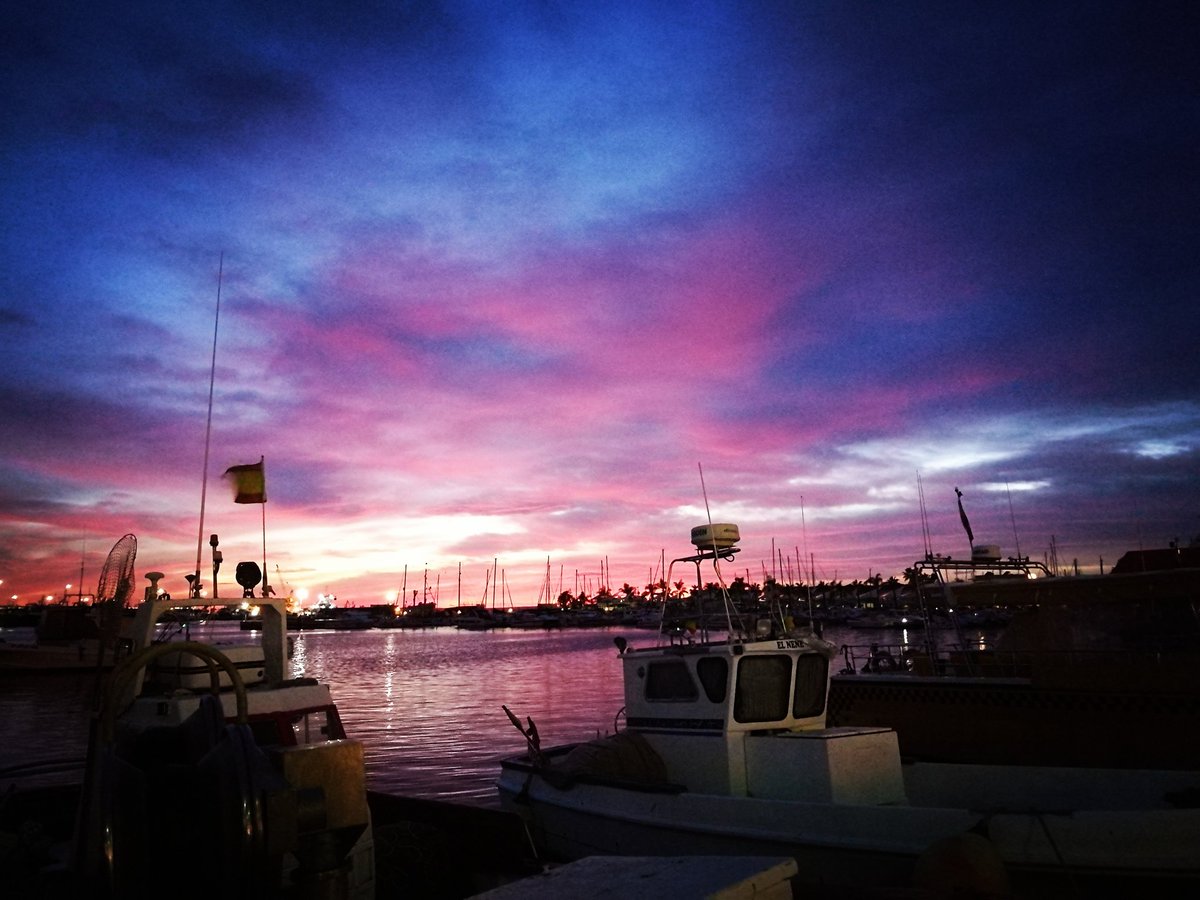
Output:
[{"xmin": 2, "ymin": 2, "xmax": 1197, "ymax": 606}]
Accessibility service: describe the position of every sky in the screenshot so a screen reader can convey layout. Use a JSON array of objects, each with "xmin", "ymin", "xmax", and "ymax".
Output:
[{"xmin": 2, "ymin": 1, "xmax": 1198, "ymax": 607}]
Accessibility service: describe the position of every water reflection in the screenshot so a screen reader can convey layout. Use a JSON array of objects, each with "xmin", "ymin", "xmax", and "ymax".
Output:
[
  {"xmin": 0, "ymin": 670, "xmax": 96, "ymax": 784},
  {"xmin": 1, "ymin": 622, "xmax": 998, "ymax": 804},
  {"xmin": 289, "ymin": 627, "xmax": 626, "ymax": 804}
]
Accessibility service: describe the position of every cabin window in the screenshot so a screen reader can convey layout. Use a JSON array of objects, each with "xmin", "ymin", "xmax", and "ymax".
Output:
[
  {"xmin": 733, "ymin": 655, "xmax": 792, "ymax": 723},
  {"xmin": 792, "ymin": 654, "xmax": 828, "ymax": 718},
  {"xmin": 696, "ymin": 657, "xmax": 728, "ymax": 703},
  {"xmin": 644, "ymin": 660, "xmax": 699, "ymax": 701}
]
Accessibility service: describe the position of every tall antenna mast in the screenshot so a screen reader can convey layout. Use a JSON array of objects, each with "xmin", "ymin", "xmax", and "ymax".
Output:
[
  {"xmin": 698, "ymin": 462, "xmax": 737, "ymax": 638},
  {"xmin": 917, "ymin": 470, "xmax": 932, "ymax": 558},
  {"xmin": 800, "ymin": 496, "xmax": 811, "ymax": 583},
  {"xmin": 193, "ymin": 253, "xmax": 223, "ymax": 597},
  {"xmin": 698, "ymin": 462, "xmax": 714, "ymax": 525}
]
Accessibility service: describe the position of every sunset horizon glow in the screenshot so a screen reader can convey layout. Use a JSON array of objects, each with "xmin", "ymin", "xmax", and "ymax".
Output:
[{"xmin": 2, "ymin": 2, "xmax": 1198, "ymax": 607}]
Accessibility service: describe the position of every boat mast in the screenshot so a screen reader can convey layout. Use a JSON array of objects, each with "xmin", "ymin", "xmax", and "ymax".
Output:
[
  {"xmin": 917, "ymin": 470, "xmax": 932, "ymax": 559},
  {"xmin": 260, "ymin": 461, "xmax": 269, "ymax": 597},
  {"xmin": 77, "ymin": 539, "xmax": 86, "ymax": 603},
  {"xmin": 193, "ymin": 254, "xmax": 223, "ymax": 599},
  {"xmin": 1006, "ymin": 481, "xmax": 1023, "ymax": 562}
]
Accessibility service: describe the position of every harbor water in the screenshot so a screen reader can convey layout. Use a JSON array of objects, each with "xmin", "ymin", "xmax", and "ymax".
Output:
[
  {"xmin": 1, "ymin": 623, "xmax": 630, "ymax": 804},
  {"xmin": 0, "ymin": 620, "xmax": 927, "ymax": 804}
]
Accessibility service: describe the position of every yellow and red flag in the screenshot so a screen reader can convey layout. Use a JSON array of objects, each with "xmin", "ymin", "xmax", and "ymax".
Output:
[{"xmin": 224, "ymin": 459, "xmax": 266, "ymax": 504}]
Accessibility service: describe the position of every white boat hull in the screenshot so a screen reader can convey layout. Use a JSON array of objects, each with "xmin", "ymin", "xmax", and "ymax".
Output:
[
  {"xmin": 495, "ymin": 531, "xmax": 1200, "ymax": 896},
  {"xmin": 498, "ymin": 752, "xmax": 1200, "ymax": 893}
]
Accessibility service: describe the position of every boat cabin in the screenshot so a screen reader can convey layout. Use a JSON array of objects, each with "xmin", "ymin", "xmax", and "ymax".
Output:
[
  {"xmin": 75, "ymin": 589, "xmax": 371, "ymax": 898},
  {"xmin": 619, "ymin": 637, "xmax": 832, "ymax": 735},
  {"xmin": 613, "ymin": 636, "xmax": 904, "ymax": 804},
  {"xmin": 112, "ymin": 593, "xmax": 346, "ymax": 747}
]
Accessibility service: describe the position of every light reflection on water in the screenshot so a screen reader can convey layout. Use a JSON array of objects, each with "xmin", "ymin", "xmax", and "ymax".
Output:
[
  {"xmin": 291, "ymin": 626, "xmax": 627, "ymax": 804},
  {"xmin": 0, "ymin": 622, "xmax": 990, "ymax": 804},
  {"xmin": 0, "ymin": 624, "xmax": 629, "ymax": 806}
]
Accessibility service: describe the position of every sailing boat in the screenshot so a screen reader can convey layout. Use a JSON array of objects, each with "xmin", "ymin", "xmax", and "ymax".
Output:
[{"xmin": 509, "ymin": 558, "xmax": 563, "ymax": 629}]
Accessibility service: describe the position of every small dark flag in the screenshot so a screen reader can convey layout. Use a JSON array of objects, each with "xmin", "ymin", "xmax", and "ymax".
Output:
[
  {"xmin": 224, "ymin": 459, "xmax": 266, "ymax": 504},
  {"xmin": 955, "ymin": 486, "xmax": 974, "ymax": 544}
]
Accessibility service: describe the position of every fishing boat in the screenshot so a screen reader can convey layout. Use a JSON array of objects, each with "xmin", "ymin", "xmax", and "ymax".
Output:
[
  {"xmin": 39, "ymin": 272, "xmax": 381, "ymax": 893},
  {"xmin": 2, "ymin": 276, "xmax": 541, "ymax": 898},
  {"xmin": 0, "ymin": 582, "xmax": 373, "ymax": 898},
  {"xmin": 0, "ymin": 535, "xmax": 140, "ymax": 673},
  {"xmin": 4, "ymin": 564, "xmax": 542, "ymax": 898},
  {"xmin": 0, "ymin": 605, "xmax": 129, "ymax": 672},
  {"xmin": 828, "ymin": 549, "xmax": 1200, "ymax": 769},
  {"xmin": 497, "ymin": 526, "xmax": 1200, "ymax": 896},
  {"xmin": 34, "ymin": 569, "xmax": 378, "ymax": 898}
]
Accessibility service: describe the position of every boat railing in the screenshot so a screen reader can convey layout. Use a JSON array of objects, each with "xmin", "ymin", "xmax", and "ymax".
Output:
[
  {"xmin": 125, "ymin": 595, "xmax": 290, "ymax": 699},
  {"xmin": 837, "ymin": 642, "xmax": 1200, "ymax": 690},
  {"xmin": 837, "ymin": 642, "xmax": 1022, "ymax": 677},
  {"xmin": 837, "ymin": 642, "xmax": 1033, "ymax": 678},
  {"xmin": 839, "ymin": 641, "xmax": 1040, "ymax": 678}
]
